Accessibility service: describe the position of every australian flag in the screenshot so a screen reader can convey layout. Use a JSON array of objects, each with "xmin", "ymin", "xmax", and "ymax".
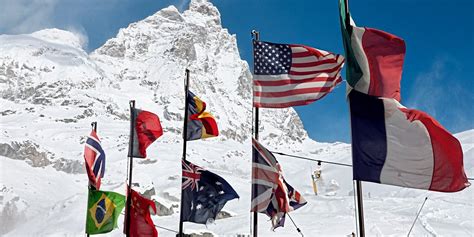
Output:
[{"xmin": 181, "ymin": 159, "xmax": 239, "ymax": 224}]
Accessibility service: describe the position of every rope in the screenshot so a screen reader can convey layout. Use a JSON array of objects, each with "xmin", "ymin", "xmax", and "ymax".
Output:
[
  {"xmin": 119, "ymin": 212, "xmax": 179, "ymax": 233},
  {"xmin": 271, "ymin": 151, "xmax": 352, "ymax": 167},
  {"xmin": 407, "ymin": 197, "xmax": 428, "ymax": 237},
  {"xmin": 272, "ymin": 151, "xmax": 474, "ymax": 181},
  {"xmin": 287, "ymin": 213, "xmax": 304, "ymax": 237},
  {"xmin": 153, "ymin": 224, "xmax": 178, "ymax": 234}
]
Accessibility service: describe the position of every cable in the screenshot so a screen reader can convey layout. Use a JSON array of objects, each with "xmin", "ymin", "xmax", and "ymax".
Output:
[
  {"xmin": 119, "ymin": 212, "xmax": 179, "ymax": 233},
  {"xmin": 407, "ymin": 197, "xmax": 428, "ymax": 237},
  {"xmin": 271, "ymin": 151, "xmax": 352, "ymax": 167},
  {"xmin": 273, "ymin": 151, "xmax": 474, "ymax": 182},
  {"xmin": 287, "ymin": 213, "xmax": 304, "ymax": 237},
  {"xmin": 154, "ymin": 224, "xmax": 178, "ymax": 234}
]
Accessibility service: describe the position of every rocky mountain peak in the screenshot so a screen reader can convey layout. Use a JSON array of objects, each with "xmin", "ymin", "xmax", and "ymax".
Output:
[
  {"xmin": 0, "ymin": 0, "xmax": 310, "ymax": 176},
  {"xmin": 186, "ymin": 0, "xmax": 222, "ymax": 26}
]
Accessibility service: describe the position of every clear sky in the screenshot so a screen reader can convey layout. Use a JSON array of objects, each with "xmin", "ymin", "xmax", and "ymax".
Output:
[{"xmin": 1, "ymin": 0, "xmax": 472, "ymax": 143}]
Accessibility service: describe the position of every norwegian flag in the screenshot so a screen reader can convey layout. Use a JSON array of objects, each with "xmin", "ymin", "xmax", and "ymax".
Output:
[
  {"xmin": 251, "ymin": 138, "xmax": 307, "ymax": 229},
  {"xmin": 253, "ymin": 40, "xmax": 345, "ymax": 108},
  {"xmin": 83, "ymin": 130, "xmax": 105, "ymax": 189}
]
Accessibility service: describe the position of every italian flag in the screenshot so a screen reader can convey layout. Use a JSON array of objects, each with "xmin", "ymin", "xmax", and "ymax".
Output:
[{"xmin": 339, "ymin": 0, "xmax": 406, "ymax": 101}]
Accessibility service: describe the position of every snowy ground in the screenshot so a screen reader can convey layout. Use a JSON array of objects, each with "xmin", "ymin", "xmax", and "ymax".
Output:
[{"xmin": 1, "ymin": 130, "xmax": 472, "ymax": 236}]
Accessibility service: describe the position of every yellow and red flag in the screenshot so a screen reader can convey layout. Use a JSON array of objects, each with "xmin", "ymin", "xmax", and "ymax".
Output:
[{"xmin": 186, "ymin": 91, "xmax": 218, "ymax": 141}]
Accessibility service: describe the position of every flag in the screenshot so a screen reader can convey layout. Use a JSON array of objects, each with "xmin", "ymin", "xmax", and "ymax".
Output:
[
  {"xmin": 349, "ymin": 89, "xmax": 470, "ymax": 192},
  {"xmin": 251, "ymin": 138, "xmax": 307, "ymax": 229},
  {"xmin": 86, "ymin": 190, "xmax": 125, "ymax": 235},
  {"xmin": 181, "ymin": 159, "xmax": 239, "ymax": 224},
  {"xmin": 84, "ymin": 130, "xmax": 105, "ymax": 189},
  {"xmin": 339, "ymin": 0, "xmax": 406, "ymax": 101},
  {"xmin": 252, "ymin": 40, "xmax": 345, "ymax": 108},
  {"xmin": 125, "ymin": 188, "xmax": 158, "ymax": 237},
  {"xmin": 128, "ymin": 108, "xmax": 163, "ymax": 158},
  {"xmin": 186, "ymin": 91, "xmax": 219, "ymax": 140}
]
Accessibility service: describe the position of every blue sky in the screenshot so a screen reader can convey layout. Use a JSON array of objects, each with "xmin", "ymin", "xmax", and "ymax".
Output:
[{"xmin": 1, "ymin": 0, "xmax": 472, "ymax": 143}]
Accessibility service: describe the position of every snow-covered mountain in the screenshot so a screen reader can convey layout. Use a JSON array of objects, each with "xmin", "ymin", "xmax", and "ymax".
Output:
[{"xmin": 0, "ymin": 0, "xmax": 472, "ymax": 236}]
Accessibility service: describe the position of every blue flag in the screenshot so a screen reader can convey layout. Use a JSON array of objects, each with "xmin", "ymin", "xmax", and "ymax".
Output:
[{"xmin": 181, "ymin": 159, "xmax": 239, "ymax": 224}]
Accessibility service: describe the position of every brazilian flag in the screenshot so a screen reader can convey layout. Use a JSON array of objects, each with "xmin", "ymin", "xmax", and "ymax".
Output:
[{"xmin": 86, "ymin": 190, "xmax": 125, "ymax": 235}]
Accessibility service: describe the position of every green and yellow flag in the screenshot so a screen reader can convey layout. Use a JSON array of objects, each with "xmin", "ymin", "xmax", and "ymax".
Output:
[{"xmin": 86, "ymin": 190, "xmax": 125, "ymax": 235}]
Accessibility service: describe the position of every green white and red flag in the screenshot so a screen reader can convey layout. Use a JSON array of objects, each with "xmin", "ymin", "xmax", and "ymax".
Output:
[{"xmin": 339, "ymin": 0, "xmax": 406, "ymax": 101}]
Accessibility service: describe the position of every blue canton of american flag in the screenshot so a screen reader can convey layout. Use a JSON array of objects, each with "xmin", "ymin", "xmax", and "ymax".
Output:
[
  {"xmin": 253, "ymin": 40, "xmax": 345, "ymax": 108},
  {"xmin": 84, "ymin": 130, "xmax": 105, "ymax": 189}
]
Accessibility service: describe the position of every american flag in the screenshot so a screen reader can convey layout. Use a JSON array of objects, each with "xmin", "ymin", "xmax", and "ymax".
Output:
[
  {"xmin": 84, "ymin": 130, "xmax": 105, "ymax": 189},
  {"xmin": 251, "ymin": 138, "xmax": 307, "ymax": 229},
  {"xmin": 253, "ymin": 40, "xmax": 345, "ymax": 108}
]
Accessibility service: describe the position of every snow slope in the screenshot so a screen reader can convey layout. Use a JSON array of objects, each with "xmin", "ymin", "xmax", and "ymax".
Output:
[{"xmin": 0, "ymin": 0, "xmax": 472, "ymax": 236}]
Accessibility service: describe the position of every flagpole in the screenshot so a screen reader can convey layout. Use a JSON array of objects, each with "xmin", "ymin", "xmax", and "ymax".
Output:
[
  {"xmin": 125, "ymin": 100, "xmax": 136, "ymax": 237},
  {"xmin": 343, "ymin": 0, "xmax": 365, "ymax": 235},
  {"xmin": 344, "ymin": 0, "xmax": 351, "ymax": 26},
  {"xmin": 178, "ymin": 69, "xmax": 191, "ymax": 237},
  {"xmin": 85, "ymin": 122, "xmax": 97, "ymax": 237},
  {"xmin": 353, "ymin": 180, "xmax": 365, "ymax": 236},
  {"xmin": 251, "ymin": 29, "xmax": 260, "ymax": 237}
]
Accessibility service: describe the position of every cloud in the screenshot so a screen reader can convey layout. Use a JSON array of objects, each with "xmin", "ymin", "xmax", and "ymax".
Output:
[
  {"xmin": 405, "ymin": 57, "xmax": 474, "ymax": 132},
  {"xmin": 66, "ymin": 25, "xmax": 89, "ymax": 49},
  {"xmin": 0, "ymin": 0, "xmax": 58, "ymax": 34}
]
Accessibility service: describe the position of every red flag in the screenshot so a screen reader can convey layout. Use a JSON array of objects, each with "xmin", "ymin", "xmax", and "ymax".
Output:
[
  {"xmin": 128, "ymin": 108, "xmax": 163, "ymax": 158},
  {"xmin": 125, "ymin": 189, "xmax": 158, "ymax": 237}
]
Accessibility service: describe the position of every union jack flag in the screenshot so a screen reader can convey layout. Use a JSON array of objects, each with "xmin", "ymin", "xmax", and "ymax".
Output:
[
  {"xmin": 182, "ymin": 159, "xmax": 203, "ymax": 191},
  {"xmin": 251, "ymin": 138, "xmax": 307, "ymax": 229},
  {"xmin": 84, "ymin": 130, "xmax": 106, "ymax": 189}
]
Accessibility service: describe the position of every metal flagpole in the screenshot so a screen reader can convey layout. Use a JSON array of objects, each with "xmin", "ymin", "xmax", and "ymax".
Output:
[
  {"xmin": 85, "ymin": 122, "xmax": 97, "ymax": 237},
  {"xmin": 251, "ymin": 29, "xmax": 260, "ymax": 237},
  {"xmin": 353, "ymin": 180, "xmax": 365, "ymax": 237},
  {"xmin": 343, "ymin": 0, "xmax": 365, "ymax": 235},
  {"xmin": 178, "ymin": 69, "xmax": 191, "ymax": 237},
  {"xmin": 125, "ymin": 100, "xmax": 136, "ymax": 237}
]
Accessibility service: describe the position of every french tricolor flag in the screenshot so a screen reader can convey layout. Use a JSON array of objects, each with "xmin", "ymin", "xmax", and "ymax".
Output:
[{"xmin": 349, "ymin": 90, "xmax": 470, "ymax": 192}]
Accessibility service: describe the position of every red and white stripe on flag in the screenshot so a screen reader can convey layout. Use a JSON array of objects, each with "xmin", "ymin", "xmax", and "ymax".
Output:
[{"xmin": 253, "ymin": 41, "xmax": 345, "ymax": 108}]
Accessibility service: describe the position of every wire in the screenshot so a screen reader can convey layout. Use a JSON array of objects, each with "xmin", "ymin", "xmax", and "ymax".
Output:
[
  {"xmin": 154, "ymin": 224, "xmax": 178, "ymax": 233},
  {"xmin": 271, "ymin": 151, "xmax": 352, "ymax": 167},
  {"xmin": 407, "ymin": 197, "xmax": 428, "ymax": 237},
  {"xmin": 119, "ymin": 212, "xmax": 179, "ymax": 233},
  {"xmin": 272, "ymin": 151, "xmax": 474, "ymax": 182},
  {"xmin": 287, "ymin": 213, "xmax": 304, "ymax": 237}
]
